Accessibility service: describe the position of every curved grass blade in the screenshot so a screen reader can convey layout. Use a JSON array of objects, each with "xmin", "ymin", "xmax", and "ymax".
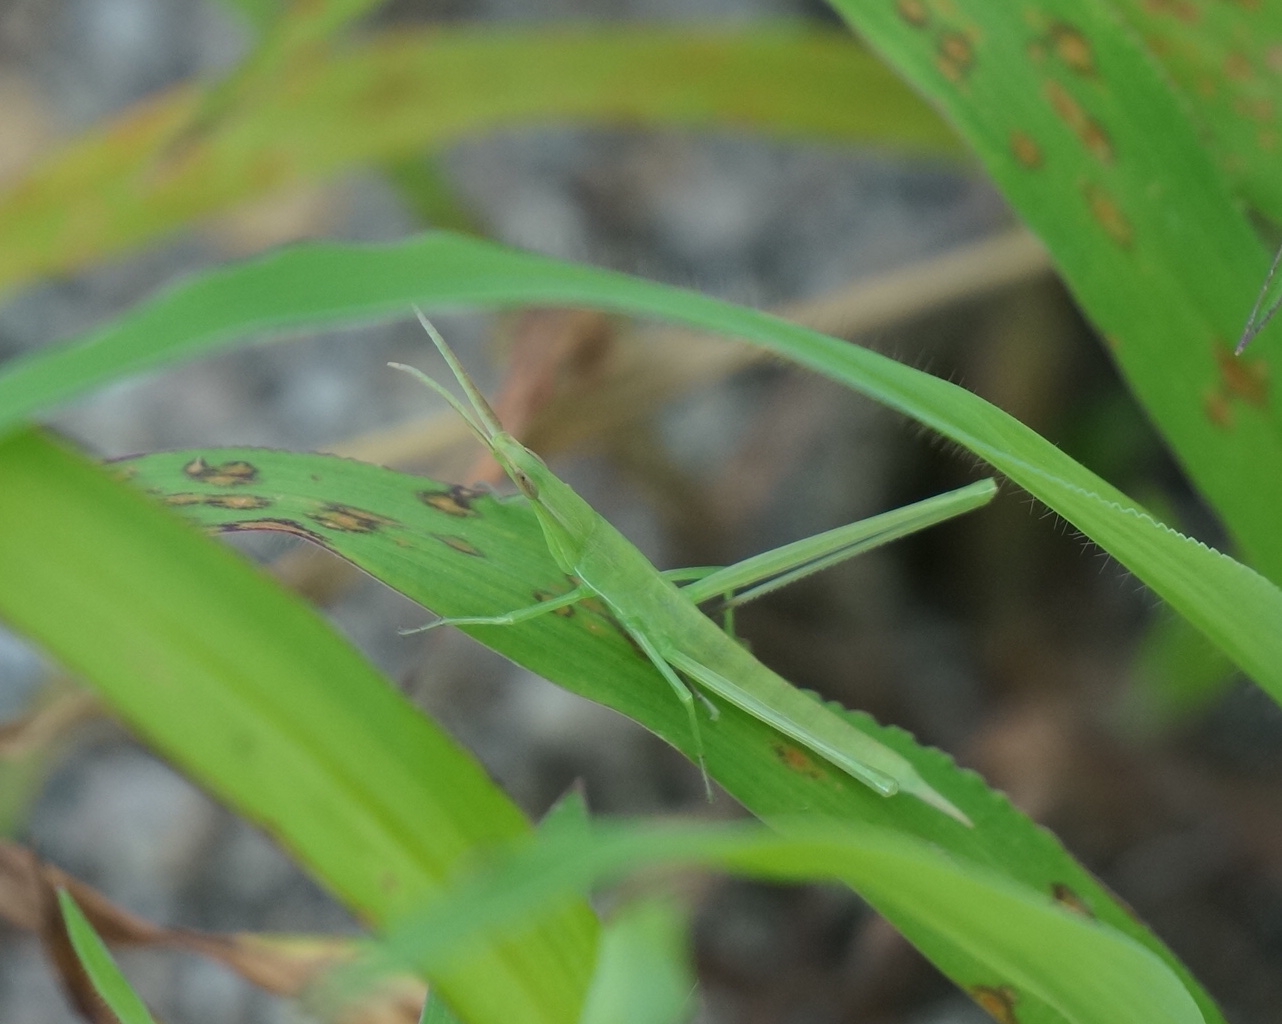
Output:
[
  {"xmin": 0, "ymin": 429, "xmax": 598, "ymax": 1024},
  {"xmin": 2, "ymin": 229, "xmax": 1279, "ymax": 709},
  {"xmin": 119, "ymin": 444, "xmax": 1224, "ymax": 1024},
  {"xmin": 370, "ymin": 820, "xmax": 1206, "ymax": 1024}
]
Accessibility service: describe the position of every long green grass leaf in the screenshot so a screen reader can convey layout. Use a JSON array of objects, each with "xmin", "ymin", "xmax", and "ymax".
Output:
[
  {"xmin": 374, "ymin": 821, "xmax": 1205, "ymax": 1024},
  {"xmin": 0, "ymin": 429, "xmax": 597, "ymax": 1024}
]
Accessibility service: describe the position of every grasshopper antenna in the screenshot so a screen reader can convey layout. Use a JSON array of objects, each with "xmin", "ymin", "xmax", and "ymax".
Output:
[
  {"xmin": 388, "ymin": 310, "xmax": 509, "ymax": 447},
  {"xmin": 413, "ymin": 307, "xmax": 507, "ymax": 438}
]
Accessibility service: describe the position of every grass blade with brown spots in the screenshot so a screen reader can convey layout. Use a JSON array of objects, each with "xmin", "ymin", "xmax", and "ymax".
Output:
[
  {"xmin": 120, "ymin": 444, "xmax": 1226, "ymax": 1024},
  {"xmin": 822, "ymin": 1, "xmax": 1282, "ymax": 586}
]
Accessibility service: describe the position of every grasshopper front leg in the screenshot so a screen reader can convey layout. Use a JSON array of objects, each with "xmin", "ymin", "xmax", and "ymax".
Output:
[{"xmin": 403, "ymin": 583, "xmax": 593, "ymax": 633}]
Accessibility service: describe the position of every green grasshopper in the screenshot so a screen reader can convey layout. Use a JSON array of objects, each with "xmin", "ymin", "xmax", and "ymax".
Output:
[{"xmin": 395, "ymin": 311, "xmax": 994, "ymax": 824}]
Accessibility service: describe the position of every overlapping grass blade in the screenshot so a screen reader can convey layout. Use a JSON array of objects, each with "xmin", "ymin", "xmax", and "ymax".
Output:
[
  {"xmin": 373, "ymin": 820, "xmax": 1205, "ymax": 1024},
  {"xmin": 0, "ymin": 429, "xmax": 598, "ymax": 1024},
  {"xmin": 2, "ymin": 229, "xmax": 1278, "ymax": 707}
]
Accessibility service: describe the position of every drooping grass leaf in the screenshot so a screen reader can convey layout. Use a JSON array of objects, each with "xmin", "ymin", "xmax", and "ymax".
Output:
[
  {"xmin": 372, "ymin": 820, "xmax": 1206, "ymax": 1024},
  {"xmin": 0, "ymin": 429, "xmax": 598, "ymax": 1024}
]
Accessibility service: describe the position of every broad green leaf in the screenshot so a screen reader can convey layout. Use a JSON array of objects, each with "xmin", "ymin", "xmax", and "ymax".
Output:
[
  {"xmin": 116, "ymin": 445, "xmax": 1222, "ymax": 1024},
  {"xmin": 820, "ymin": 2, "xmax": 1282, "ymax": 587},
  {"xmin": 373, "ymin": 821, "xmax": 1205, "ymax": 1024},
  {"xmin": 0, "ymin": 429, "xmax": 598, "ymax": 1024},
  {"xmin": 0, "ymin": 27, "xmax": 958, "ymax": 294},
  {"xmin": 58, "ymin": 890, "xmax": 158, "ymax": 1024}
]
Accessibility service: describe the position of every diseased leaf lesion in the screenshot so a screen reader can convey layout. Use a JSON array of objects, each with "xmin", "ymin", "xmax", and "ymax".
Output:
[
  {"xmin": 308, "ymin": 503, "xmax": 399, "ymax": 533},
  {"xmin": 1051, "ymin": 882, "xmax": 1094, "ymax": 918},
  {"xmin": 419, "ymin": 485, "xmax": 486, "ymax": 517},
  {"xmin": 183, "ymin": 457, "xmax": 259, "ymax": 486},
  {"xmin": 971, "ymin": 983, "xmax": 1019, "ymax": 1024},
  {"xmin": 433, "ymin": 533, "xmax": 485, "ymax": 557}
]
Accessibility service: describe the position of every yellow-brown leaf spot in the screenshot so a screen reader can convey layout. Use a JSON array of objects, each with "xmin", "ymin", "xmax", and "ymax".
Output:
[
  {"xmin": 419, "ymin": 485, "xmax": 484, "ymax": 518},
  {"xmin": 162, "ymin": 492, "xmax": 207, "ymax": 506},
  {"xmin": 1203, "ymin": 389, "xmax": 1234, "ymax": 430},
  {"xmin": 434, "ymin": 533, "xmax": 484, "ymax": 557},
  {"xmin": 1216, "ymin": 345, "xmax": 1270, "ymax": 407},
  {"xmin": 533, "ymin": 589, "xmax": 577, "ymax": 617},
  {"xmin": 1010, "ymin": 130, "xmax": 1044, "ymax": 169},
  {"xmin": 1082, "ymin": 182, "xmax": 1134, "ymax": 248},
  {"xmin": 1144, "ymin": 31, "xmax": 1172, "ymax": 59},
  {"xmin": 183, "ymin": 457, "xmax": 259, "ymax": 486},
  {"xmin": 1235, "ymin": 95, "xmax": 1276, "ymax": 125},
  {"xmin": 1142, "ymin": 0, "xmax": 1201, "ymax": 22},
  {"xmin": 896, "ymin": 0, "xmax": 929, "ymax": 27},
  {"xmin": 1048, "ymin": 23, "xmax": 1096, "ymax": 76},
  {"xmin": 1045, "ymin": 82, "xmax": 1114, "ymax": 163},
  {"xmin": 1224, "ymin": 50, "xmax": 1253, "ymax": 82},
  {"xmin": 937, "ymin": 31, "xmax": 975, "ymax": 82},
  {"xmin": 971, "ymin": 985, "xmax": 1019, "ymax": 1024},
  {"xmin": 1051, "ymin": 882, "xmax": 1094, "ymax": 917},
  {"xmin": 308, "ymin": 503, "xmax": 397, "ymax": 533},
  {"xmin": 774, "ymin": 743, "xmax": 827, "ymax": 780},
  {"xmin": 203, "ymin": 494, "xmax": 273, "ymax": 511}
]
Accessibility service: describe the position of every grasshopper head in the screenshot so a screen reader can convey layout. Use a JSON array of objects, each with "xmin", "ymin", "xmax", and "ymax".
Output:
[{"xmin": 398, "ymin": 309, "xmax": 596, "ymax": 573}]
